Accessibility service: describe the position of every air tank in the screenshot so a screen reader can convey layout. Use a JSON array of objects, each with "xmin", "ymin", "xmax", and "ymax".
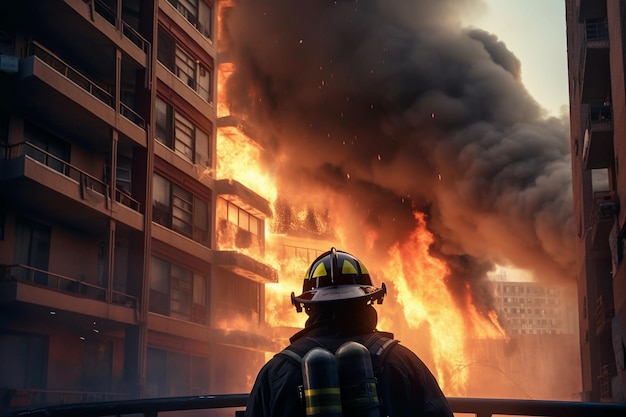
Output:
[
  {"xmin": 335, "ymin": 341, "xmax": 380, "ymax": 417},
  {"xmin": 302, "ymin": 347, "xmax": 343, "ymax": 417}
]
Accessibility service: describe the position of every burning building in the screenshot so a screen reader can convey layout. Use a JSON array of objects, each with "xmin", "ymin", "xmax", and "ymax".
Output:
[
  {"xmin": 0, "ymin": 0, "xmax": 277, "ymax": 409},
  {"xmin": 0, "ymin": 0, "xmax": 583, "ymax": 411}
]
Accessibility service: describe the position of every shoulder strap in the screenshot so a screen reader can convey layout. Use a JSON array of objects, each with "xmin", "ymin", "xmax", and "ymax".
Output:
[
  {"xmin": 277, "ymin": 348, "xmax": 304, "ymax": 364},
  {"xmin": 275, "ymin": 336, "xmax": 326, "ymax": 365},
  {"xmin": 363, "ymin": 332, "xmax": 399, "ymax": 375}
]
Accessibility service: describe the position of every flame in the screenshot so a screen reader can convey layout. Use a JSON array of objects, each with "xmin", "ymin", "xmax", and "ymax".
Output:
[
  {"xmin": 215, "ymin": 38, "xmax": 507, "ymax": 397},
  {"xmin": 383, "ymin": 212, "xmax": 468, "ymax": 394}
]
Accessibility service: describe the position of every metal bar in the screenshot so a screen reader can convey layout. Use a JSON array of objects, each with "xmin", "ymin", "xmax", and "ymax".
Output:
[{"xmin": 5, "ymin": 395, "xmax": 626, "ymax": 417}]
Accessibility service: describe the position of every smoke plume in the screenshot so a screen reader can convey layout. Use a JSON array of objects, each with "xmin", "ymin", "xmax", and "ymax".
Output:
[{"xmin": 224, "ymin": 0, "xmax": 574, "ymax": 306}]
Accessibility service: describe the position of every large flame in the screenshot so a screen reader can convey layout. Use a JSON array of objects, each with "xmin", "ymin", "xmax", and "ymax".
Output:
[{"xmin": 215, "ymin": 46, "xmax": 507, "ymax": 397}]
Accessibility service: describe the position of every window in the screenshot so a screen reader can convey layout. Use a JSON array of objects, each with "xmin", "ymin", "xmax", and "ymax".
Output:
[
  {"xmin": 14, "ymin": 218, "xmax": 51, "ymax": 285},
  {"xmin": 152, "ymin": 173, "xmax": 210, "ymax": 246},
  {"xmin": 149, "ymin": 256, "xmax": 208, "ymax": 324},
  {"xmin": 147, "ymin": 348, "xmax": 209, "ymax": 397},
  {"xmin": 24, "ymin": 122, "xmax": 70, "ymax": 174},
  {"xmin": 155, "ymin": 97, "xmax": 211, "ymax": 166},
  {"xmin": 213, "ymin": 272, "xmax": 260, "ymax": 323},
  {"xmin": 105, "ymin": 157, "xmax": 132, "ymax": 193},
  {"xmin": 222, "ymin": 199, "xmax": 260, "ymax": 235},
  {"xmin": 0, "ymin": 332, "xmax": 48, "ymax": 390},
  {"xmin": 157, "ymin": 29, "xmax": 213, "ymax": 102},
  {"xmin": 167, "ymin": 0, "xmax": 213, "ymax": 40},
  {"xmin": 216, "ymin": 197, "xmax": 263, "ymax": 252}
]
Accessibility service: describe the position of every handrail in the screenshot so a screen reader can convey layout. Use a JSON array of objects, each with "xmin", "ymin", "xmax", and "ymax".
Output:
[
  {"xmin": 25, "ymin": 41, "xmax": 113, "ymax": 107},
  {"xmin": 0, "ymin": 263, "xmax": 138, "ymax": 309},
  {"xmin": 2, "ymin": 141, "xmax": 141, "ymax": 213},
  {"xmin": 5, "ymin": 141, "xmax": 108, "ymax": 196},
  {"xmin": 119, "ymin": 101, "xmax": 146, "ymax": 128},
  {"xmin": 3, "ymin": 394, "xmax": 626, "ymax": 417},
  {"xmin": 115, "ymin": 187, "xmax": 142, "ymax": 212},
  {"xmin": 24, "ymin": 41, "xmax": 145, "ymax": 128},
  {"xmin": 86, "ymin": 0, "xmax": 150, "ymax": 53}
]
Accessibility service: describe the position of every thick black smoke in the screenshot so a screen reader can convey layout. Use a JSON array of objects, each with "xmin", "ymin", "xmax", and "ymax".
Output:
[{"xmin": 224, "ymin": 0, "xmax": 574, "ymax": 307}]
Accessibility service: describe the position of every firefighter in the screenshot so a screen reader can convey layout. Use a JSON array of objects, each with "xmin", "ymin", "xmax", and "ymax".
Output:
[{"xmin": 245, "ymin": 247, "xmax": 454, "ymax": 417}]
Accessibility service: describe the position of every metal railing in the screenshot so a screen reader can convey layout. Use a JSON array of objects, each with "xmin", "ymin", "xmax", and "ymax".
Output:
[
  {"xmin": 3, "ymin": 394, "xmax": 626, "ymax": 417},
  {"xmin": 26, "ymin": 41, "xmax": 113, "ymax": 106},
  {"xmin": 86, "ymin": 0, "xmax": 150, "ymax": 53},
  {"xmin": 2, "ymin": 388, "xmax": 131, "ymax": 410},
  {"xmin": 0, "ymin": 264, "xmax": 138, "ymax": 309},
  {"xmin": 24, "ymin": 41, "xmax": 145, "ymax": 128},
  {"xmin": 6, "ymin": 141, "xmax": 108, "ymax": 195},
  {"xmin": 2, "ymin": 142, "xmax": 142, "ymax": 212}
]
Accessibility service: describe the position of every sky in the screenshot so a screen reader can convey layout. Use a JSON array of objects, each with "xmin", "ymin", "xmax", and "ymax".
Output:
[
  {"xmin": 465, "ymin": 0, "xmax": 570, "ymax": 282},
  {"xmin": 464, "ymin": 0, "xmax": 569, "ymax": 117}
]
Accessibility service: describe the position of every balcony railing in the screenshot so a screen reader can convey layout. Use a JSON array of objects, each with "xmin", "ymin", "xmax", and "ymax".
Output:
[
  {"xmin": 25, "ymin": 41, "xmax": 113, "ymax": 106},
  {"xmin": 85, "ymin": 0, "xmax": 150, "ymax": 54},
  {"xmin": 24, "ymin": 41, "xmax": 145, "ymax": 128},
  {"xmin": 0, "ymin": 264, "xmax": 137, "ymax": 309},
  {"xmin": 4, "ymin": 394, "xmax": 626, "ymax": 417},
  {"xmin": 7, "ymin": 140, "xmax": 108, "ymax": 194},
  {"xmin": 2, "ymin": 142, "xmax": 141, "ymax": 212}
]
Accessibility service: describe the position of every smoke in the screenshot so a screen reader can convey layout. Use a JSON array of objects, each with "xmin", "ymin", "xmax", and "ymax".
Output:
[{"xmin": 224, "ymin": 0, "xmax": 574, "ymax": 307}]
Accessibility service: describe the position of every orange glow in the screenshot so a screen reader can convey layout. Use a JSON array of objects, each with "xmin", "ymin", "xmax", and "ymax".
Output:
[
  {"xmin": 215, "ymin": 47, "xmax": 507, "ymax": 398},
  {"xmin": 383, "ymin": 212, "xmax": 468, "ymax": 395},
  {"xmin": 216, "ymin": 126, "xmax": 277, "ymax": 202}
]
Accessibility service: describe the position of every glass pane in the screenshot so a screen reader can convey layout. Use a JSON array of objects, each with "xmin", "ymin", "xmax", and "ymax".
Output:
[
  {"xmin": 174, "ymin": 111, "xmax": 194, "ymax": 161},
  {"xmin": 155, "ymin": 97, "xmax": 173, "ymax": 147},
  {"xmin": 153, "ymin": 174, "xmax": 171, "ymax": 206},
  {"xmin": 193, "ymin": 274, "xmax": 206, "ymax": 305},
  {"xmin": 194, "ymin": 128, "xmax": 210, "ymax": 166},
  {"xmin": 150, "ymin": 256, "xmax": 169, "ymax": 293}
]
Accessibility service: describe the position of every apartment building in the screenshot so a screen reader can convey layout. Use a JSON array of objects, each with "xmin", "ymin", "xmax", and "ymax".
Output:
[
  {"xmin": 0, "ymin": 0, "xmax": 277, "ymax": 409},
  {"xmin": 565, "ymin": 0, "xmax": 626, "ymax": 402},
  {"xmin": 492, "ymin": 280, "xmax": 577, "ymax": 336}
]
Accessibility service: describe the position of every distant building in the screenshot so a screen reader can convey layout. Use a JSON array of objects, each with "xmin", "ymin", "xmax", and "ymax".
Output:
[
  {"xmin": 565, "ymin": 0, "xmax": 626, "ymax": 403},
  {"xmin": 492, "ymin": 280, "xmax": 577, "ymax": 336}
]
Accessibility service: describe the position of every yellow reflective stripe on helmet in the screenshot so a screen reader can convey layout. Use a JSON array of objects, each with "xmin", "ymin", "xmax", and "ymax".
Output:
[
  {"xmin": 358, "ymin": 261, "xmax": 368, "ymax": 274},
  {"xmin": 311, "ymin": 262, "xmax": 328, "ymax": 278},
  {"xmin": 341, "ymin": 260, "xmax": 358, "ymax": 275}
]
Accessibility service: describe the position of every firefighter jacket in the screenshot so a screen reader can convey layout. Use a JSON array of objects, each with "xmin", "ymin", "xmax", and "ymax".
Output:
[{"xmin": 245, "ymin": 310, "xmax": 454, "ymax": 417}]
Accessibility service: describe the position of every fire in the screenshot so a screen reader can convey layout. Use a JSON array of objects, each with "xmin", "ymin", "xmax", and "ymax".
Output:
[
  {"xmin": 215, "ymin": 38, "xmax": 507, "ymax": 398},
  {"xmin": 216, "ymin": 126, "xmax": 277, "ymax": 202},
  {"xmin": 382, "ymin": 212, "xmax": 469, "ymax": 395},
  {"xmin": 216, "ymin": 62, "xmax": 277, "ymax": 202}
]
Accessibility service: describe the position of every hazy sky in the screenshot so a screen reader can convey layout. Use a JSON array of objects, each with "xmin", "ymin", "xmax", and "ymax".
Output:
[{"xmin": 463, "ymin": 0, "xmax": 569, "ymax": 117}]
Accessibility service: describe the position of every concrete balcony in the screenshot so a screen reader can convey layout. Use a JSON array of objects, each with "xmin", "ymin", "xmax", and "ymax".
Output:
[
  {"xmin": 17, "ymin": 42, "xmax": 146, "ymax": 150},
  {"xmin": 580, "ymin": 19, "xmax": 610, "ymax": 102},
  {"xmin": 214, "ymin": 250, "xmax": 278, "ymax": 284},
  {"xmin": 0, "ymin": 264, "xmax": 138, "ymax": 324},
  {"xmin": 0, "ymin": 142, "xmax": 144, "ymax": 233},
  {"xmin": 589, "ymin": 191, "xmax": 619, "ymax": 257},
  {"xmin": 215, "ymin": 179, "xmax": 272, "ymax": 219},
  {"xmin": 582, "ymin": 102, "xmax": 613, "ymax": 170}
]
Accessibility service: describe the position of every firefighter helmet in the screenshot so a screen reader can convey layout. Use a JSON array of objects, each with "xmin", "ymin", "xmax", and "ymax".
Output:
[{"xmin": 291, "ymin": 247, "xmax": 386, "ymax": 312}]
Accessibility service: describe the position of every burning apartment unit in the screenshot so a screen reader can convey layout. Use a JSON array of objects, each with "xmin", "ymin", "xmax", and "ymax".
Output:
[
  {"xmin": 566, "ymin": 0, "xmax": 626, "ymax": 403},
  {"xmin": 0, "ymin": 0, "xmax": 279, "ymax": 409}
]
